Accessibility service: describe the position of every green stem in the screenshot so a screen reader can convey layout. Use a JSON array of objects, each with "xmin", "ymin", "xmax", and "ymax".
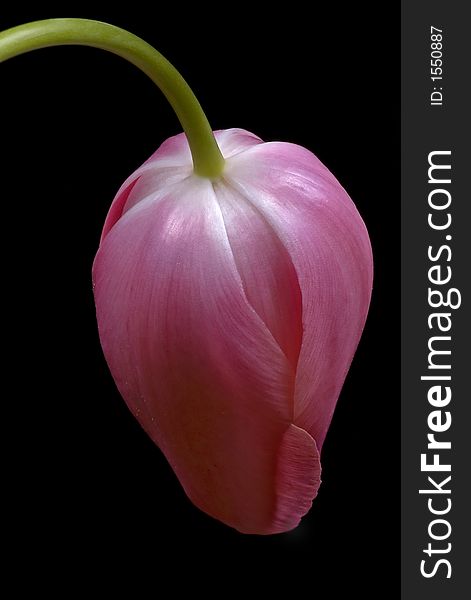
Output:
[{"xmin": 0, "ymin": 18, "xmax": 225, "ymax": 178}]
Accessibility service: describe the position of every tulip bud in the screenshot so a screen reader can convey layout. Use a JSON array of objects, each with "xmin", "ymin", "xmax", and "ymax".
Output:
[
  {"xmin": 92, "ymin": 128, "xmax": 373, "ymax": 534},
  {"xmin": 1, "ymin": 19, "xmax": 372, "ymax": 535}
]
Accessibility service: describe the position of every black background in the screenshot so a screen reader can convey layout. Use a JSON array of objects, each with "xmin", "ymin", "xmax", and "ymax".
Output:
[{"xmin": 2, "ymin": 5, "xmax": 399, "ymax": 593}]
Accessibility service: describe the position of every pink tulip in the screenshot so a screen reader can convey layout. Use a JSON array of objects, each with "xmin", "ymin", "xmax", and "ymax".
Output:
[
  {"xmin": 92, "ymin": 128, "xmax": 373, "ymax": 534},
  {"xmin": 1, "ymin": 19, "xmax": 373, "ymax": 535}
]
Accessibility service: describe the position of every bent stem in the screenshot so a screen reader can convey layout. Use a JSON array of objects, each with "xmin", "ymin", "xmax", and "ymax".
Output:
[{"xmin": 0, "ymin": 18, "xmax": 225, "ymax": 178}]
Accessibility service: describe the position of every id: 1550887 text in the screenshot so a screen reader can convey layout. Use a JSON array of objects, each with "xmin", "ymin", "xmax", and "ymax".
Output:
[{"xmin": 430, "ymin": 26, "xmax": 444, "ymax": 107}]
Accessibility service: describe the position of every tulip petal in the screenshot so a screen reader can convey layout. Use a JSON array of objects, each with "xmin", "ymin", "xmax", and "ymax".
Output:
[
  {"xmin": 224, "ymin": 141, "xmax": 373, "ymax": 450},
  {"xmin": 273, "ymin": 424, "xmax": 321, "ymax": 533},
  {"xmin": 214, "ymin": 128, "xmax": 263, "ymax": 157},
  {"xmin": 214, "ymin": 179, "xmax": 303, "ymax": 371},
  {"xmin": 93, "ymin": 174, "xmax": 317, "ymax": 533}
]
